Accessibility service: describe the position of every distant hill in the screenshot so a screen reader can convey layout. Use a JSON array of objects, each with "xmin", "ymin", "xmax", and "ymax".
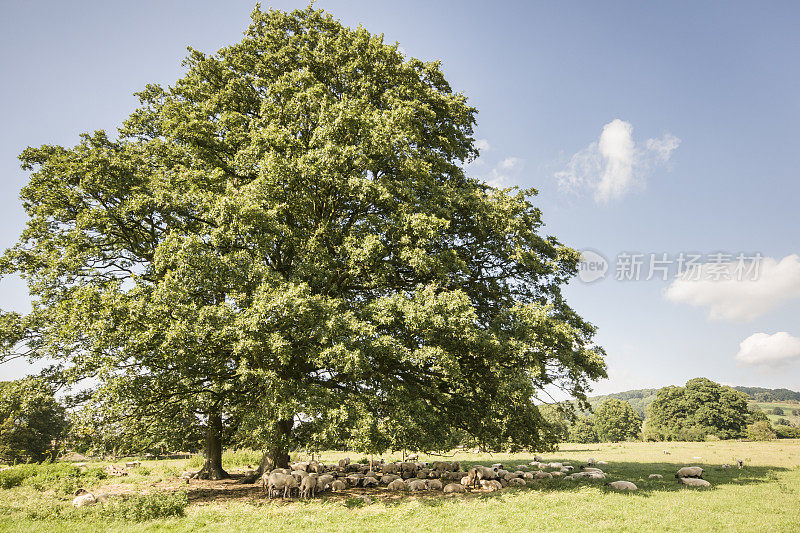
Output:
[{"xmin": 584, "ymin": 385, "xmax": 800, "ymax": 418}]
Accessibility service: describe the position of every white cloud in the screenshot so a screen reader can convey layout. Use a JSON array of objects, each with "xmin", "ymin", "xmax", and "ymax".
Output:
[
  {"xmin": 736, "ymin": 332, "xmax": 800, "ymax": 366},
  {"xmin": 484, "ymin": 157, "xmax": 525, "ymax": 188},
  {"xmin": 555, "ymin": 119, "xmax": 680, "ymax": 203},
  {"xmin": 475, "ymin": 138, "xmax": 491, "ymax": 152},
  {"xmin": 664, "ymin": 254, "xmax": 800, "ymax": 321}
]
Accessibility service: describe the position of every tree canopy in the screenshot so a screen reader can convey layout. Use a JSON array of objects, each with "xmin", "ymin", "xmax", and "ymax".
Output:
[
  {"xmin": 644, "ymin": 378, "xmax": 749, "ymax": 441},
  {"xmin": 0, "ymin": 6, "xmax": 605, "ymax": 475},
  {"xmin": 0, "ymin": 379, "xmax": 68, "ymax": 463},
  {"xmin": 593, "ymin": 399, "xmax": 640, "ymax": 442}
]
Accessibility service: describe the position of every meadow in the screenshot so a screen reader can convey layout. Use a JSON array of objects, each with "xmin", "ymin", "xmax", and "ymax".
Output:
[{"xmin": 1, "ymin": 440, "xmax": 799, "ymax": 532}]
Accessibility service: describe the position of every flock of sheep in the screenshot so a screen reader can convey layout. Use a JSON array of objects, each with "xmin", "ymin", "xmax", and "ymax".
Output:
[{"xmin": 258, "ymin": 455, "xmax": 715, "ymax": 499}]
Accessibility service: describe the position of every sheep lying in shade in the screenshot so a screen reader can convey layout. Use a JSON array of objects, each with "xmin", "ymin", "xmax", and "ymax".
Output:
[
  {"xmin": 387, "ymin": 479, "xmax": 407, "ymax": 491},
  {"xmin": 444, "ymin": 483, "xmax": 467, "ymax": 494},
  {"xmin": 675, "ymin": 467, "xmax": 704, "ymax": 479},
  {"xmin": 678, "ymin": 477, "xmax": 711, "ymax": 487},
  {"xmin": 408, "ymin": 479, "xmax": 428, "ymax": 491},
  {"xmin": 607, "ymin": 481, "xmax": 637, "ymax": 491},
  {"xmin": 649, "ymin": 474, "xmax": 663, "ymax": 479},
  {"xmin": 330, "ymin": 479, "xmax": 347, "ymax": 492}
]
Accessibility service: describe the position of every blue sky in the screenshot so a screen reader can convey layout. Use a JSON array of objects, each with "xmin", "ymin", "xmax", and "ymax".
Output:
[{"xmin": 1, "ymin": 1, "xmax": 799, "ymax": 393}]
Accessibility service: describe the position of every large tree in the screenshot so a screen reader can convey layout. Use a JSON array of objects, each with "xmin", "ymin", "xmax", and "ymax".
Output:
[
  {"xmin": 0, "ymin": 378, "xmax": 68, "ymax": 463},
  {"xmin": 0, "ymin": 6, "xmax": 605, "ymax": 477},
  {"xmin": 645, "ymin": 378, "xmax": 749, "ymax": 441},
  {"xmin": 593, "ymin": 399, "xmax": 640, "ymax": 442}
]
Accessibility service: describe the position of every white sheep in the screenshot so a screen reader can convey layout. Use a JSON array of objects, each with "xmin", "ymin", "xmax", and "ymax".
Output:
[
  {"xmin": 675, "ymin": 467, "xmax": 703, "ymax": 479},
  {"xmin": 607, "ymin": 481, "xmax": 637, "ymax": 491},
  {"xmin": 362, "ymin": 476, "xmax": 379, "ymax": 488},
  {"xmin": 408, "ymin": 479, "xmax": 428, "ymax": 491},
  {"xmin": 649, "ymin": 474, "xmax": 663, "ymax": 479},
  {"xmin": 509, "ymin": 478, "xmax": 526, "ymax": 487},
  {"xmin": 678, "ymin": 477, "xmax": 711, "ymax": 487},
  {"xmin": 317, "ymin": 474, "xmax": 335, "ymax": 491},
  {"xmin": 444, "ymin": 483, "xmax": 467, "ymax": 494},
  {"xmin": 300, "ymin": 474, "xmax": 318, "ymax": 498},
  {"xmin": 387, "ymin": 479, "xmax": 407, "ymax": 491},
  {"xmin": 428, "ymin": 479, "xmax": 443, "ymax": 491},
  {"xmin": 338, "ymin": 457, "xmax": 350, "ymax": 468},
  {"xmin": 330, "ymin": 479, "xmax": 347, "ymax": 491},
  {"xmin": 72, "ymin": 489, "xmax": 96, "ymax": 507},
  {"xmin": 533, "ymin": 471, "xmax": 553, "ymax": 479},
  {"xmin": 481, "ymin": 479, "xmax": 502, "ymax": 491}
]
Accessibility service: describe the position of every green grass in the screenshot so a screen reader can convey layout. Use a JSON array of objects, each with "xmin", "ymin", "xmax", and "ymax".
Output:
[
  {"xmin": 1, "ymin": 440, "xmax": 799, "ymax": 532},
  {"xmin": 751, "ymin": 401, "xmax": 800, "ymax": 426}
]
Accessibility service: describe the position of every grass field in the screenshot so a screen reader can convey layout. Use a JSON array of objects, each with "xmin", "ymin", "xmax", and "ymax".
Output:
[
  {"xmin": 1, "ymin": 440, "xmax": 799, "ymax": 532},
  {"xmin": 751, "ymin": 401, "xmax": 800, "ymax": 426}
]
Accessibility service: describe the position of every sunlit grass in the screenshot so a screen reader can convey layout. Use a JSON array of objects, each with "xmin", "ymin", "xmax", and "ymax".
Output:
[{"xmin": 1, "ymin": 440, "xmax": 799, "ymax": 532}]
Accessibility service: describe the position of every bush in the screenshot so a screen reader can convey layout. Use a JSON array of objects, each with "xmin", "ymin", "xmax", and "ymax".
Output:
[
  {"xmin": 747, "ymin": 421, "xmax": 776, "ymax": 441},
  {"xmin": 0, "ymin": 466, "xmax": 34, "ymax": 489},
  {"xmin": 772, "ymin": 407, "xmax": 785, "ymax": 416},
  {"xmin": 705, "ymin": 434, "xmax": 721, "ymax": 442},
  {"xmin": 96, "ymin": 492, "xmax": 188, "ymax": 521},
  {"xmin": 774, "ymin": 426, "xmax": 800, "ymax": 439}
]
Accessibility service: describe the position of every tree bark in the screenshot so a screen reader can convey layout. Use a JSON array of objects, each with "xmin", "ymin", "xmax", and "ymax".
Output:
[
  {"xmin": 197, "ymin": 408, "xmax": 229, "ymax": 480},
  {"xmin": 241, "ymin": 417, "xmax": 293, "ymax": 484}
]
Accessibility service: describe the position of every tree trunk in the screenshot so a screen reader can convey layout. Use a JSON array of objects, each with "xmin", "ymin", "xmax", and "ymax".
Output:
[
  {"xmin": 241, "ymin": 418, "xmax": 293, "ymax": 484},
  {"xmin": 197, "ymin": 408, "xmax": 229, "ymax": 480}
]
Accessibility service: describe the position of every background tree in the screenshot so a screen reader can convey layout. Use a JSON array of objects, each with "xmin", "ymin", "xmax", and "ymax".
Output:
[
  {"xmin": 569, "ymin": 416, "xmax": 599, "ymax": 443},
  {"xmin": 0, "ymin": 379, "xmax": 68, "ymax": 463},
  {"xmin": 0, "ymin": 6, "xmax": 606, "ymax": 476},
  {"xmin": 593, "ymin": 399, "xmax": 640, "ymax": 442},
  {"xmin": 772, "ymin": 407, "xmax": 785, "ymax": 416},
  {"xmin": 645, "ymin": 378, "xmax": 749, "ymax": 441},
  {"xmin": 747, "ymin": 420, "xmax": 776, "ymax": 441}
]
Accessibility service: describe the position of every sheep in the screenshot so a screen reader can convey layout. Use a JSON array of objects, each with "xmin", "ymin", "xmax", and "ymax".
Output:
[
  {"xmin": 339, "ymin": 457, "xmax": 350, "ymax": 468},
  {"xmin": 649, "ymin": 474, "xmax": 663, "ymax": 479},
  {"xmin": 509, "ymin": 478, "xmax": 526, "ymax": 487},
  {"xmin": 533, "ymin": 471, "xmax": 553, "ymax": 479},
  {"xmin": 381, "ymin": 474, "xmax": 401, "ymax": 485},
  {"xmin": 481, "ymin": 480, "xmax": 502, "ymax": 491},
  {"xmin": 587, "ymin": 472, "xmax": 606, "ymax": 480},
  {"xmin": 428, "ymin": 479, "xmax": 443, "ymax": 491},
  {"xmin": 300, "ymin": 474, "xmax": 318, "ymax": 498},
  {"xmin": 722, "ymin": 464, "xmax": 731, "ymax": 469},
  {"xmin": 362, "ymin": 476, "xmax": 379, "ymax": 488},
  {"xmin": 534, "ymin": 455, "xmax": 544, "ymax": 462},
  {"xmin": 476, "ymin": 465, "xmax": 498, "ymax": 481},
  {"xmin": 678, "ymin": 477, "xmax": 711, "ymax": 487},
  {"xmin": 587, "ymin": 458, "xmax": 596, "ymax": 466},
  {"xmin": 597, "ymin": 461, "xmax": 608, "ymax": 465},
  {"xmin": 406, "ymin": 453, "xmax": 419, "ymax": 462},
  {"xmin": 72, "ymin": 489, "xmax": 97, "ymax": 507},
  {"xmin": 346, "ymin": 474, "xmax": 364, "ymax": 487},
  {"xmin": 387, "ymin": 479, "xmax": 407, "ymax": 491},
  {"xmin": 560, "ymin": 466, "xmax": 574, "ymax": 473},
  {"xmin": 400, "ymin": 462, "xmax": 418, "ymax": 479},
  {"xmin": 265, "ymin": 473, "xmax": 290, "ymax": 499},
  {"xmin": 523, "ymin": 472, "xmax": 534, "ymax": 481},
  {"xmin": 607, "ymin": 481, "xmax": 637, "ymax": 491},
  {"xmin": 408, "ymin": 479, "xmax": 428, "ymax": 491},
  {"xmin": 330, "ymin": 479, "xmax": 347, "ymax": 491},
  {"xmin": 551, "ymin": 472, "xmax": 565, "ymax": 477},
  {"xmin": 382, "ymin": 463, "xmax": 401, "ymax": 475},
  {"xmin": 491, "ymin": 463, "xmax": 504, "ymax": 470},
  {"xmin": 548, "ymin": 462, "xmax": 563, "ymax": 469},
  {"xmin": 562, "ymin": 475, "xmax": 576, "ymax": 481},
  {"xmin": 317, "ymin": 474, "xmax": 335, "ymax": 491},
  {"xmin": 675, "ymin": 467, "xmax": 704, "ymax": 479},
  {"xmin": 737, "ymin": 459, "xmax": 744, "ymax": 469},
  {"xmin": 443, "ymin": 483, "xmax": 467, "ymax": 494},
  {"xmin": 580, "ymin": 467, "xmax": 604, "ymax": 474}
]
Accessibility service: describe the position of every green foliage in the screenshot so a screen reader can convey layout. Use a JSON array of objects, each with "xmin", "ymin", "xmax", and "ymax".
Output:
[
  {"xmin": 569, "ymin": 416, "xmax": 598, "ymax": 443},
  {"xmin": 774, "ymin": 425, "xmax": 800, "ymax": 439},
  {"xmin": 0, "ymin": 379, "xmax": 68, "ymax": 463},
  {"xmin": 593, "ymin": 399, "xmax": 640, "ymax": 442},
  {"xmin": 95, "ymin": 492, "xmax": 188, "ymax": 521},
  {"xmin": 771, "ymin": 407, "xmax": 785, "ymax": 416},
  {"xmin": 734, "ymin": 386, "xmax": 800, "ymax": 402},
  {"xmin": 775, "ymin": 417, "xmax": 790, "ymax": 426},
  {"xmin": 0, "ymin": 463, "xmax": 105, "ymax": 492},
  {"xmin": 747, "ymin": 421, "xmax": 776, "ymax": 441},
  {"xmin": 0, "ymin": 4, "xmax": 605, "ymax": 461},
  {"xmin": 645, "ymin": 378, "xmax": 749, "ymax": 441}
]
